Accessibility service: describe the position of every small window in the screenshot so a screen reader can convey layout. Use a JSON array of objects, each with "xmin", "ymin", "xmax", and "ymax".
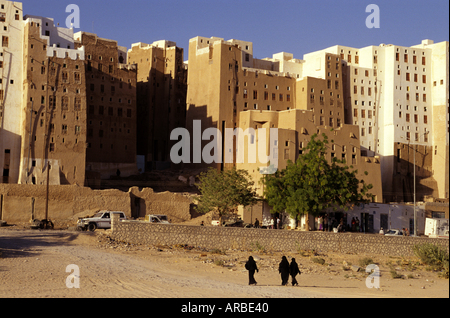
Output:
[
  {"xmin": 74, "ymin": 72, "xmax": 81, "ymax": 83},
  {"xmin": 2, "ymin": 36, "xmax": 9, "ymax": 47}
]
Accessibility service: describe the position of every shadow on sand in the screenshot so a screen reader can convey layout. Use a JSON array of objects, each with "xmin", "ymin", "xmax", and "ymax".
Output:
[{"xmin": 0, "ymin": 229, "xmax": 85, "ymax": 260}]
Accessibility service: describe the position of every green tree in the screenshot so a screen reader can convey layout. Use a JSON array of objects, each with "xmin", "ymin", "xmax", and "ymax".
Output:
[
  {"xmin": 196, "ymin": 167, "xmax": 257, "ymax": 225},
  {"xmin": 262, "ymin": 133, "xmax": 374, "ymax": 221}
]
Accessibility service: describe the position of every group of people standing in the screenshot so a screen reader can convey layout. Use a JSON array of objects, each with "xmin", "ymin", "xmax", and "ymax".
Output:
[
  {"xmin": 262, "ymin": 216, "xmax": 283, "ymax": 229},
  {"xmin": 315, "ymin": 214, "xmax": 364, "ymax": 233},
  {"xmin": 315, "ymin": 214, "xmax": 343, "ymax": 232},
  {"xmin": 350, "ymin": 217, "xmax": 361, "ymax": 232},
  {"xmin": 245, "ymin": 256, "xmax": 301, "ymax": 286}
]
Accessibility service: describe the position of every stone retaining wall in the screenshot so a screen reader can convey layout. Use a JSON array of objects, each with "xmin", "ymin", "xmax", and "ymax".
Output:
[{"xmin": 111, "ymin": 216, "xmax": 449, "ymax": 257}]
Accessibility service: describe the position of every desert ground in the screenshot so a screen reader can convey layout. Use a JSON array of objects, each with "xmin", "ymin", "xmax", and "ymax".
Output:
[{"xmin": 0, "ymin": 226, "xmax": 448, "ymax": 299}]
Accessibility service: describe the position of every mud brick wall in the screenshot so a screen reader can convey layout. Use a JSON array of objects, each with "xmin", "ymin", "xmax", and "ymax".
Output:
[
  {"xmin": 0, "ymin": 184, "xmax": 192, "ymax": 224},
  {"xmin": 111, "ymin": 216, "xmax": 449, "ymax": 257}
]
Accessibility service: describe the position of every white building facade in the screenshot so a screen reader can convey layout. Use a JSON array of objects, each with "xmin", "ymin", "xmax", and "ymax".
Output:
[
  {"xmin": 0, "ymin": 1, "xmax": 24, "ymax": 184},
  {"xmin": 295, "ymin": 202, "xmax": 427, "ymax": 235},
  {"xmin": 303, "ymin": 40, "xmax": 449, "ymax": 201}
]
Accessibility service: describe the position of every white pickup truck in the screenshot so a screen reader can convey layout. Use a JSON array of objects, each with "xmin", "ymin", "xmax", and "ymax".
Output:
[
  {"xmin": 77, "ymin": 211, "xmax": 127, "ymax": 231},
  {"xmin": 145, "ymin": 214, "xmax": 170, "ymax": 224}
]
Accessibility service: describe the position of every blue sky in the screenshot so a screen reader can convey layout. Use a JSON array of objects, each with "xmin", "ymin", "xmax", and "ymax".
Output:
[{"xmin": 20, "ymin": 0, "xmax": 449, "ymax": 60}]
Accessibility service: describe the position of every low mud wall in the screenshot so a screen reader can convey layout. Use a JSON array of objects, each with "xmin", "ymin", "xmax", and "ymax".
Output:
[
  {"xmin": 111, "ymin": 216, "xmax": 449, "ymax": 257},
  {"xmin": 0, "ymin": 184, "xmax": 192, "ymax": 224}
]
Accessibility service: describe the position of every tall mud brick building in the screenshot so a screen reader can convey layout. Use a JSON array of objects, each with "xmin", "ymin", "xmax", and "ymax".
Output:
[
  {"xmin": 0, "ymin": 0, "xmax": 138, "ymax": 187},
  {"xmin": 128, "ymin": 41, "xmax": 187, "ymax": 171},
  {"xmin": 186, "ymin": 36, "xmax": 383, "ymax": 200},
  {"xmin": 0, "ymin": 5, "xmax": 88, "ymax": 186},
  {"xmin": 20, "ymin": 16, "xmax": 87, "ymax": 186},
  {"xmin": 186, "ymin": 36, "xmax": 449, "ymax": 202},
  {"xmin": 74, "ymin": 32, "xmax": 138, "ymax": 180}
]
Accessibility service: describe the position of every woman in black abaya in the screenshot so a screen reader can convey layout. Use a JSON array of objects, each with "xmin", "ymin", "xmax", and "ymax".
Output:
[
  {"xmin": 289, "ymin": 258, "xmax": 301, "ymax": 286},
  {"xmin": 278, "ymin": 256, "xmax": 290, "ymax": 286},
  {"xmin": 245, "ymin": 256, "xmax": 259, "ymax": 285}
]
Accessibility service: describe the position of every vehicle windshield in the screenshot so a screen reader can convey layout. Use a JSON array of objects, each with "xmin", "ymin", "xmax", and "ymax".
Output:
[
  {"xmin": 159, "ymin": 215, "xmax": 168, "ymax": 221},
  {"xmin": 93, "ymin": 213, "xmax": 103, "ymax": 218}
]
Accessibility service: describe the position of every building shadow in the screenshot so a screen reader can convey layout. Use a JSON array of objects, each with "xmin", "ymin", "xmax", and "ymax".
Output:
[{"xmin": 0, "ymin": 231, "xmax": 81, "ymax": 260}]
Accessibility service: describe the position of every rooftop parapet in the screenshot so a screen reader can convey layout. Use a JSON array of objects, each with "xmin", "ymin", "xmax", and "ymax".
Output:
[
  {"xmin": 24, "ymin": 16, "xmax": 85, "ymax": 61},
  {"xmin": 130, "ymin": 40, "xmax": 177, "ymax": 51},
  {"xmin": 48, "ymin": 44, "xmax": 85, "ymax": 61}
]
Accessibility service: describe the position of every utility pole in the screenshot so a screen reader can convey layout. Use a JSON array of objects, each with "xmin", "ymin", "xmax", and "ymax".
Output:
[
  {"xmin": 413, "ymin": 142, "xmax": 416, "ymax": 236},
  {"xmin": 45, "ymin": 57, "xmax": 50, "ymax": 223},
  {"xmin": 45, "ymin": 160, "xmax": 50, "ymax": 221},
  {"xmin": 43, "ymin": 57, "xmax": 52, "ymax": 229}
]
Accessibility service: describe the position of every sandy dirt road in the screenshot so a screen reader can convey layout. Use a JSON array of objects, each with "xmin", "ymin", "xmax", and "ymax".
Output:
[{"xmin": 0, "ymin": 228, "xmax": 448, "ymax": 299}]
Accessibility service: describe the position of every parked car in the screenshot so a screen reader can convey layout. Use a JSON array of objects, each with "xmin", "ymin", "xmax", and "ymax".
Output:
[
  {"xmin": 384, "ymin": 229, "xmax": 404, "ymax": 236},
  {"xmin": 77, "ymin": 211, "xmax": 127, "ymax": 231},
  {"xmin": 224, "ymin": 219, "xmax": 252, "ymax": 228},
  {"xmin": 145, "ymin": 214, "xmax": 170, "ymax": 224}
]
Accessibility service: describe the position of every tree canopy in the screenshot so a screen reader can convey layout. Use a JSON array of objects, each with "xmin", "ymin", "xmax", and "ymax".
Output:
[
  {"xmin": 195, "ymin": 167, "xmax": 257, "ymax": 224},
  {"xmin": 262, "ymin": 133, "xmax": 374, "ymax": 220}
]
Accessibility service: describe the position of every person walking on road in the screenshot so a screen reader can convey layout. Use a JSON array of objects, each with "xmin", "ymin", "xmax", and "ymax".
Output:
[
  {"xmin": 289, "ymin": 258, "xmax": 301, "ymax": 286},
  {"xmin": 279, "ymin": 256, "xmax": 290, "ymax": 286},
  {"xmin": 245, "ymin": 256, "xmax": 259, "ymax": 285}
]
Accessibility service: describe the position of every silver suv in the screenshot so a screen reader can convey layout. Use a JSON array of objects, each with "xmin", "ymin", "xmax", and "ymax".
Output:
[{"xmin": 77, "ymin": 211, "xmax": 127, "ymax": 231}]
